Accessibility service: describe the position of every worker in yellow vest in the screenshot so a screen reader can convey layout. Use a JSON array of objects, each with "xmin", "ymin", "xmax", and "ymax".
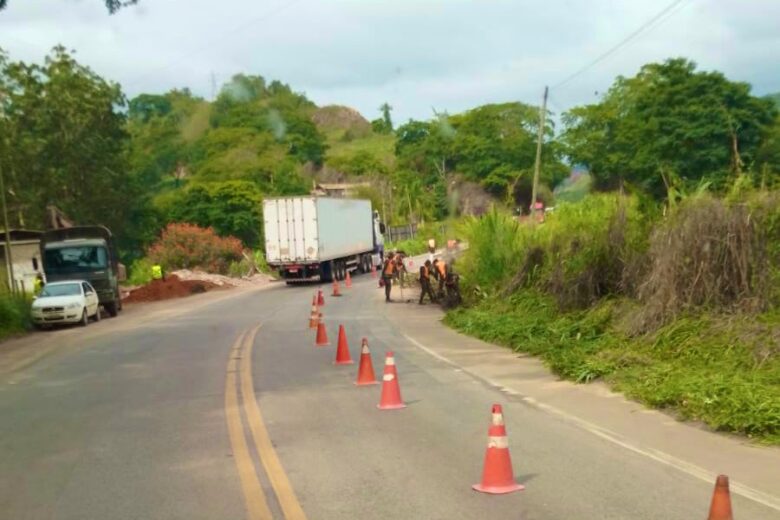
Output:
[{"xmin": 33, "ymin": 273, "xmax": 45, "ymax": 295}]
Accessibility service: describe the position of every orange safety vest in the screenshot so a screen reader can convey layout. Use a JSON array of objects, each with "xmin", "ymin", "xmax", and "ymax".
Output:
[
  {"xmin": 383, "ymin": 260, "xmax": 396, "ymax": 276},
  {"xmin": 436, "ymin": 262, "xmax": 447, "ymax": 278}
]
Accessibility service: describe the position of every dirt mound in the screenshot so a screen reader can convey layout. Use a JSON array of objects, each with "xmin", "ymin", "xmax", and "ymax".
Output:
[
  {"xmin": 312, "ymin": 105, "xmax": 371, "ymax": 137},
  {"xmin": 124, "ymin": 275, "xmax": 219, "ymax": 303}
]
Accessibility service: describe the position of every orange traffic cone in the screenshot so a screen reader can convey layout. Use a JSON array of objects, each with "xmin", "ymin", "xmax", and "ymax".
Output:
[
  {"xmin": 707, "ymin": 475, "xmax": 734, "ymax": 520},
  {"xmin": 345, "ymin": 270, "xmax": 352, "ymax": 288},
  {"xmin": 377, "ymin": 351, "xmax": 405, "ymax": 410},
  {"xmin": 473, "ymin": 404, "xmax": 524, "ymax": 494},
  {"xmin": 315, "ymin": 321, "xmax": 330, "ymax": 347},
  {"xmin": 311, "ymin": 293, "xmax": 317, "ymax": 306},
  {"xmin": 355, "ymin": 338, "xmax": 379, "ymax": 385},
  {"xmin": 334, "ymin": 325, "xmax": 354, "ymax": 365},
  {"xmin": 308, "ymin": 304, "xmax": 319, "ymax": 329},
  {"xmin": 318, "ymin": 290, "xmax": 325, "ymax": 307},
  {"xmin": 371, "ymin": 262, "xmax": 377, "ymax": 278},
  {"xmin": 332, "ymin": 279, "xmax": 342, "ymax": 297}
]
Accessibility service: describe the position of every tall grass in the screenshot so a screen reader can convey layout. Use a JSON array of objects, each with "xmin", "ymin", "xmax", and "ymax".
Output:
[{"xmin": 0, "ymin": 292, "xmax": 32, "ymax": 340}]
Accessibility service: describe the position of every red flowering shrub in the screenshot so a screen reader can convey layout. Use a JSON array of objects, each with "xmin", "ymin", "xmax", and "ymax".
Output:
[{"xmin": 147, "ymin": 223, "xmax": 243, "ymax": 274}]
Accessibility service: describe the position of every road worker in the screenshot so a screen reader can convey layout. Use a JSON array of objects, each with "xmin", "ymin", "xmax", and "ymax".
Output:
[
  {"xmin": 419, "ymin": 259, "xmax": 436, "ymax": 305},
  {"xmin": 33, "ymin": 273, "xmax": 45, "ymax": 295},
  {"xmin": 382, "ymin": 252, "xmax": 396, "ymax": 302},
  {"xmin": 433, "ymin": 258, "xmax": 447, "ymax": 298}
]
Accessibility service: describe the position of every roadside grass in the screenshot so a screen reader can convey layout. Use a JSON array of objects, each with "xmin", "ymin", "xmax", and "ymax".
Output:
[
  {"xmin": 444, "ymin": 291, "xmax": 780, "ymax": 444},
  {"xmin": 0, "ymin": 292, "xmax": 33, "ymax": 341}
]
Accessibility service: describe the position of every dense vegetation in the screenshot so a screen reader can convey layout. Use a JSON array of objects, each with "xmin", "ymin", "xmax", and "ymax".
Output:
[{"xmin": 446, "ymin": 190, "xmax": 780, "ymax": 443}]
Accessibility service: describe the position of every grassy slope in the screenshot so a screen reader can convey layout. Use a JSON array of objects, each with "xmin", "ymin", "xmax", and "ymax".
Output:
[
  {"xmin": 324, "ymin": 129, "xmax": 396, "ymax": 170},
  {"xmin": 445, "ymin": 293, "xmax": 780, "ymax": 444},
  {"xmin": 0, "ymin": 292, "xmax": 32, "ymax": 341}
]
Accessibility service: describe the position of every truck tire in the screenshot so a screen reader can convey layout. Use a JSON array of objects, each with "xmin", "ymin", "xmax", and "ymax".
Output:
[
  {"xmin": 320, "ymin": 261, "xmax": 334, "ymax": 283},
  {"xmin": 105, "ymin": 301, "xmax": 119, "ymax": 317}
]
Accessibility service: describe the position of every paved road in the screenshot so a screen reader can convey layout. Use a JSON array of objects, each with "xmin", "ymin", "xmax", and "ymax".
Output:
[{"xmin": 1, "ymin": 275, "xmax": 778, "ymax": 519}]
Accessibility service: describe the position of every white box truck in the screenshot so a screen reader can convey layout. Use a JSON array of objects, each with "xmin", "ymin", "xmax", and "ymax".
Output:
[{"xmin": 263, "ymin": 197, "xmax": 385, "ymax": 283}]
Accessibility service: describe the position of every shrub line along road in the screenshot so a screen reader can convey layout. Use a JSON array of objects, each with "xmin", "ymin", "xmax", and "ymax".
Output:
[{"xmin": 0, "ymin": 274, "xmax": 779, "ymax": 519}]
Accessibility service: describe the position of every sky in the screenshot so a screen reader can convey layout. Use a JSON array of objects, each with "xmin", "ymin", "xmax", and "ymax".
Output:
[{"xmin": 1, "ymin": 0, "xmax": 779, "ymax": 124}]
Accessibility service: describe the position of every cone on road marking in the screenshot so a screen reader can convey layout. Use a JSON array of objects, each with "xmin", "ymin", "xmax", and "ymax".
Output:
[
  {"xmin": 707, "ymin": 475, "xmax": 734, "ymax": 520},
  {"xmin": 334, "ymin": 325, "xmax": 354, "ymax": 365},
  {"xmin": 355, "ymin": 338, "xmax": 379, "ymax": 386},
  {"xmin": 318, "ymin": 290, "xmax": 325, "ymax": 307},
  {"xmin": 315, "ymin": 321, "xmax": 330, "ymax": 347},
  {"xmin": 332, "ymin": 279, "xmax": 342, "ymax": 297},
  {"xmin": 473, "ymin": 404, "xmax": 524, "ymax": 494},
  {"xmin": 377, "ymin": 351, "xmax": 405, "ymax": 410},
  {"xmin": 345, "ymin": 270, "xmax": 352, "ymax": 288}
]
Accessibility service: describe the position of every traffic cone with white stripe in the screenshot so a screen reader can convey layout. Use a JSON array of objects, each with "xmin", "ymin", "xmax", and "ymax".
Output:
[
  {"xmin": 315, "ymin": 321, "xmax": 330, "ymax": 347},
  {"xmin": 355, "ymin": 338, "xmax": 379, "ymax": 385},
  {"xmin": 332, "ymin": 279, "xmax": 342, "ymax": 297},
  {"xmin": 318, "ymin": 289, "xmax": 325, "ymax": 307},
  {"xmin": 707, "ymin": 475, "xmax": 733, "ymax": 520},
  {"xmin": 308, "ymin": 303, "xmax": 319, "ymax": 329},
  {"xmin": 334, "ymin": 325, "xmax": 354, "ymax": 365},
  {"xmin": 377, "ymin": 351, "xmax": 405, "ymax": 410},
  {"xmin": 472, "ymin": 404, "xmax": 524, "ymax": 494},
  {"xmin": 345, "ymin": 270, "xmax": 352, "ymax": 288}
]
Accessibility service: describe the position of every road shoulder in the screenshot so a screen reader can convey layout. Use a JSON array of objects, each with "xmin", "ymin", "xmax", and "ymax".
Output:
[{"xmin": 380, "ymin": 289, "xmax": 780, "ymax": 512}]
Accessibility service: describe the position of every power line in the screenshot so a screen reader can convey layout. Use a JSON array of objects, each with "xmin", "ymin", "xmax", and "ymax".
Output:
[
  {"xmin": 551, "ymin": 0, "xmax": 691, "ymax": 91},
  {"xmin": 123, "ymin": 0, "xmax": 304, "ymax": 90}
]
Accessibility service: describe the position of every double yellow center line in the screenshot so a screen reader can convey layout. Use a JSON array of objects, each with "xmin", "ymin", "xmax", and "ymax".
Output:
[{"xmin": 225, "ymin": 325, "xmax": 307, "ymax": 520}]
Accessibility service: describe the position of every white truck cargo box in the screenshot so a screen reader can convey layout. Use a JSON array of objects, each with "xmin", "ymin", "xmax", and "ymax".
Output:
[{"xmin": 264, "ymin": 197, "xmax": 373, "ymax": 264}]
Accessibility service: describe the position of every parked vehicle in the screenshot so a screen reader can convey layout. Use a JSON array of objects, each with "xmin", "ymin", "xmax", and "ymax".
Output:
[
  {"xmin": 264, "ymin": 197, "xmax": 385, "ymax": 283},
  {"xmin": 31, "ymin": 280, "xmax": 101, "ymax": 327},
  {"xmin": 40, "ymin": 226, "xmax": 125, "ymax": 316}
]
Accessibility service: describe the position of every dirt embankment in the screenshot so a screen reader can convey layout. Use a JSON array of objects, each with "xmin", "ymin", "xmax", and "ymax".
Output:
[{"xmin": 124, "ymin": 275, "xmax": 218, "ymax": 304}]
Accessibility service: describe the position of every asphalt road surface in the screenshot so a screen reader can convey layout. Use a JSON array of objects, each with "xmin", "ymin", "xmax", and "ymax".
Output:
[{"xmin": 1, "ymin": 275, "xmax": 779, "ymax": 520}]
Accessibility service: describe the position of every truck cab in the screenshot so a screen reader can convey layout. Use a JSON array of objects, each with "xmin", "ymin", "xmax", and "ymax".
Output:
[{"xmin": 41, "ymin": 226, "xmax": 124, "ymax": 317}]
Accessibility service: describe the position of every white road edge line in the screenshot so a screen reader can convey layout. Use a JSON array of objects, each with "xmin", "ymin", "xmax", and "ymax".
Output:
[{"xmin": 402, "ymin": 332, "xmax": 780, "ymax": 513}]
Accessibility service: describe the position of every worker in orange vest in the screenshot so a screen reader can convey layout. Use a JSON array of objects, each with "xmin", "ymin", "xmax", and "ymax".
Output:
[
  {"xmin": 419, "ymin": 259, "xmax": 436, "ymax": 305},
  {"xmin": 382, "ymin": 252, "xmax": 396, "ymax": 302},
  {"xmin": 433, "ymin": 258, "xmax": 448, "ymax": 298}
]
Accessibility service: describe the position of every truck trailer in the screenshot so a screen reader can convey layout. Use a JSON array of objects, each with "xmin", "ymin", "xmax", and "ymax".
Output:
[
  {"xmin": 263, "ymin": 197, "xmax": 384, "ymax": 283},
  {"xmin": 40, "ymin": 226, "xmax": 125, "ymax": 316}
]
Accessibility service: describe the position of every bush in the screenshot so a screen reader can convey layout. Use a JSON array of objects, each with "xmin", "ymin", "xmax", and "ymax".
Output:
[
  {"xmin": 147, "ymin": 223, "xmax": 243, "ymax": 274},
  {"xmin": 0, "ymin": 292, "xmax": 32, "ymax": 340},
  {"xmin": 458, "ymin": 194, "xmax": 650, "ymax": 307},
  {"xmin": 127, "ymin": 258, "xmax": 153, "ymax": 286},
  {"xmin": 636, "ymin": 192, "xmax": 780, "ymax": 331}
]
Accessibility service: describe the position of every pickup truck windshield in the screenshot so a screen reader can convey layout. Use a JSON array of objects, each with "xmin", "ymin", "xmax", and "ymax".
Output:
[{"xmin": 44, "ymin": 246, "xmax": 108, "ymax": 274}]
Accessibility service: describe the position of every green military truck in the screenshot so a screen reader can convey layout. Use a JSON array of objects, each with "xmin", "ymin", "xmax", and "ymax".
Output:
[{"xmin": 40, "ymin": 226, "xmax": 125, "ymax": 317}]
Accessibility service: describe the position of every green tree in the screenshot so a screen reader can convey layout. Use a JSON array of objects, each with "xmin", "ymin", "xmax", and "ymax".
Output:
[
  {"xmin": 165, "ymin": 181, "xmax": 264, "ymax": 247},
  {"xmin": 562, "ymin": 58, "xmax": 778, "ymax": 196},
  {"xmin": 0, "ymin": 46, "xmax": 135, "ymax": 237}
]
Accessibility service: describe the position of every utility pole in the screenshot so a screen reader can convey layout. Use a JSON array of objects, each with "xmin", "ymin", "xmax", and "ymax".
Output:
[
  {"xmin": 530, "ymin": 86, "xmax": 548, "ymax": 219},
  {"xmin": 0, "ymin": 159, "xmax": 15, "ymax": 293}
]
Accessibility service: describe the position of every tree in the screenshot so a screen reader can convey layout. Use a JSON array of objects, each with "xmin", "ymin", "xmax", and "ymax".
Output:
[
  {"xmin": 371, "ymin": 103, "xmax": 393, "ymax": 134},
  {"xmin": 164, "ymin": 181, "xmax": 264, "ymax": 247},
  {"xmin": 0, "ymin": 46, "xmax": 135, "ymax": 238},
  {"xmin": 562, "ymin": 58, "xmax": 778, "ymax": 196},
  {"xmin": 0, "ymin": 0, "xmax": 137, "ymax": 13}
]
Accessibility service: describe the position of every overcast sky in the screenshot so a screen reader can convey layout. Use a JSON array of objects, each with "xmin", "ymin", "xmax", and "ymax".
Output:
[{"xmin": 1, "ymin": 0, "xmax": 778, "ymax": 124}]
